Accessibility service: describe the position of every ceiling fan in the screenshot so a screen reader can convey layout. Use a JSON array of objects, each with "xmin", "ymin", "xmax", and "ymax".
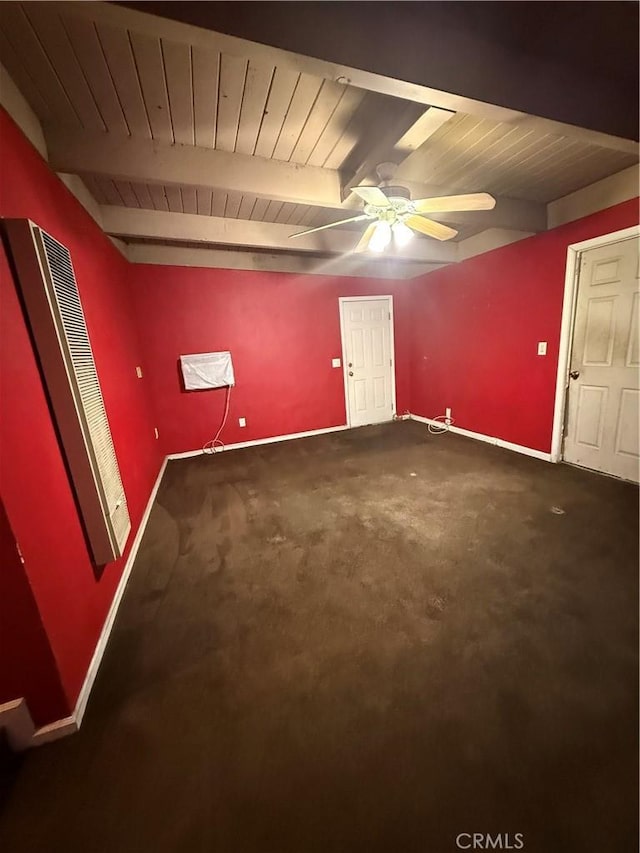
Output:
[{"xmin": 290, "ymin": 162, "xmax": 496, "ymax": 253}]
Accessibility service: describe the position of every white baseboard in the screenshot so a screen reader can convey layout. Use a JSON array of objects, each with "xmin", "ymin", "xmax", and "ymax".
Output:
[
  {"xmin": 72, "ymin": 456, "xmax": 168, "ymax": 729},
  {"xmin": 0, "ymin": 699, "xmax": 77, "ymax": 750},
  {"xmin": 30, "ymin": 715, "xmax": 77, "ymax": 746},
  {"xmin": 0, "ymin": 699, "xmax": 36, "ymax": 750},
  {"xmin": 410, "ymin": 414, "xmax": 553, "ymax": 462},
  {"xmin": 167, "ymin": 424, "xmax": 350, "ymax": 460},
  {"xmin": 6, "ymin": 457, "xmax": 169, "ymax": 750}
]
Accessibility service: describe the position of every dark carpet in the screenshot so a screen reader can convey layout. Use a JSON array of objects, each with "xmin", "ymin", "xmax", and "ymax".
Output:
[{"xmin": 1, "ymin": 421, "xmax": 638, "ymax": 853}]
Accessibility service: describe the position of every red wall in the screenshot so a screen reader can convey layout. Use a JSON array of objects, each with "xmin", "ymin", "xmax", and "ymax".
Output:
[
  {"xmin": 1, "ymin": 99, "xmax": 637, "ymax": 727},
  {"xmin": 0, "ymin": 110, "xmax": 162, "ymax": 723},
  {"xmin": 131, "ymin": 266, "xmax": 414, "ymax": 455},
  {"xmin": 0, "ymin": 501, "xmax": 69, "ymax": 725},
  {"xmin": 410, "ymin": 199, "xmax": 640, "ymax": 453}
]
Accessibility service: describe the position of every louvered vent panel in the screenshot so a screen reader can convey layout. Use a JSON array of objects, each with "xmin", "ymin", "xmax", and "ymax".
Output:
[
  {"xmin": 4, "ymin": 220, "xmax": 131, "ymax": 564},
  {"xmin": 41, "ymin": 231, "xmax": 128, "ymax": 515}
]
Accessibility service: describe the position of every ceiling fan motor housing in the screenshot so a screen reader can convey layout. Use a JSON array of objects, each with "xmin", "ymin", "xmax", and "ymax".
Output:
[
  {"xmin": 381, "ymin": 185, "xmax": 411, "ymax": 200},
  {"xmin": 365, "ymin": 187, "xmax": 414, "ymax": 224}
]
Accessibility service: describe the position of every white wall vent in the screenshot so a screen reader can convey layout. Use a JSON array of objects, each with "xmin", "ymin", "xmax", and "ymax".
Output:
[{"xmin": 3, "ymin": 219, "xmax": 130, "ymax": 565}]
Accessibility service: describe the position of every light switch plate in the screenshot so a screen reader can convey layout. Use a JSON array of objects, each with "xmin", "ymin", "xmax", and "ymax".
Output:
[
  {"xmin": 239, "ymin": 417, "xmax": 246, "ymax": 427},
  {"xmin": 135, "ymin": 366, "xmax": 143, "ymax": 378},
  {"xmin": 332, "ymin": 358, "xmax": 341, "ymax": 368},
  {"xmin": 537, "ymin": 342, "xmax": 547, "ymax": 356}
]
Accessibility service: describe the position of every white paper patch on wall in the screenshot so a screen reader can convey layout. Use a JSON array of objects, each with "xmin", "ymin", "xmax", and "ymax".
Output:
[{"xmin": 180, "ymin": 351, "xmax": 235, "ymax": 390}]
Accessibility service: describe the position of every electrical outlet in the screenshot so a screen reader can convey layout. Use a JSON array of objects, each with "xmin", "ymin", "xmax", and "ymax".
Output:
[
  {"xmin": 135, "ymin": 366, "xmax": 143, "ymax": 378},
  {"xmin": 154, "ymin": 427, "xmax": 159, "ymax": 440},
  {"xmin": 445, "ymin": 407, "xmax": 452, "ymax": 422},
  {"xmin": 537, "ymin": 341, "xmax": 547, "ymax": 356},
  {"xmin": 239, "ymin": 417, "xmax": 246, "ymax": 427}
]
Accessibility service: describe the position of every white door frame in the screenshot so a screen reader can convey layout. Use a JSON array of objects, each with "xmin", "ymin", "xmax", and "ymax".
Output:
[
  {"xmin": 338, "ymin": 295, "xmax": 397, "ymax": 427},
  {"xmin": 550, "ymin": 224, "xmax": 639, "ymax": 463}
]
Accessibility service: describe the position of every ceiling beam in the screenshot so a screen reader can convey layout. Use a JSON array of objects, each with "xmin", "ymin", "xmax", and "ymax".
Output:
[
  {"xmin": 100, "ymin": 206, "xmax": 459, "ymax": 264},
  {"xmin": 457, "ymin": 228, "xmax": 535, "ymax": 261},
  {"xmin": 393, "ymin": 108, "xmax": 458, "ymax": 158},
  {"xmin": 47, "ymin": 129, "xmax": 547, "ymax": 232},
  {"xmin": 547, "ymin": 163, "xmax": 639, "ymax": 228},
  {"xmin": 124, "ymin": 243, "xmax": 444, "ymax": 279},
  {"xmin": 47, "ymin": 129, "xmax": 343, "ymax": 207},
  {"xmin": 342, "ymin": 106, "xmax": 456, "ymax": 199},
  {"xmin": 49, "ymin": 2, "xmax": 637, "ymax": 153}
]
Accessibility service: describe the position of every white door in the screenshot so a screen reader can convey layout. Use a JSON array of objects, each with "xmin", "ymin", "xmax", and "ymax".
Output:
[
  {"xmin": 340, "ymin": 297, "xmax": 395, "ymax": 427},
  {"xmin": 564, "ymin": 236, "xmax": 639, "ymax": 482}
]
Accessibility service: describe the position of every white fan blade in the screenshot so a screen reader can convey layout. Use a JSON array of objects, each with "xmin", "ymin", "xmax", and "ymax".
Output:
[
  {"xmin": 289, "ymin": 214, "xmax": 370, "ymax": 238},
  {"xmin": 412, "ymin": 192, "xmax": 496, "ymax": 213},
  {"xmin": 353, "ymin": 222, "xmax": 379, "ymax": 253},
  {"xmin": 405, "ymin": 215, "xmax": 458, "ymax": 241},
  {"xmin": 350, "ymin": 186, "xmax": 391, "ymax": 207}
]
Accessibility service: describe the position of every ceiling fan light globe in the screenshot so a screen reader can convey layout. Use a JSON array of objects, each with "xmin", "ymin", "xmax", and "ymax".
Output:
[
  {"xmin": 392, "ymin": 221, "xmax": 414, "ymax": 248},
  {"xmin": 369, "ymin": 221, "xmax": 392, "ymax": 252}
]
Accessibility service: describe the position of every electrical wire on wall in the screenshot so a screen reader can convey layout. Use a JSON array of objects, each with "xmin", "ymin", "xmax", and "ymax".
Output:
[
  {"xmin": 428, "ymin": 414, "xmax": 455, "ymax": 435},
  {"xmin": 203, "ymin": 385, "xmax": 232, "ymax": 454}
]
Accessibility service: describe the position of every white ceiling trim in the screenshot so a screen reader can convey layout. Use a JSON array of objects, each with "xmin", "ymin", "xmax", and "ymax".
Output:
[
  {"xmin": 457, "ymin": 228, "xmax": 535, "ymax": 261},
  {"xmin": 547, "ymin": 164, "xmax": 639, "ymax": 228}
]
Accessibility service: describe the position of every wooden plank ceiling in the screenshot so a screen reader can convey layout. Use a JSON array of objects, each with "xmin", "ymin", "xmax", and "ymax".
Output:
[{"xmin": 0, "ymin": 1, "xmax": 637, "ymax": 256}]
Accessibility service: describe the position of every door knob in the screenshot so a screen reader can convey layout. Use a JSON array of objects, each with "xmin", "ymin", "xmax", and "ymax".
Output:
[
  {"xmin": 348, "ymin": 371, "xmax": 354, "ymax": 376},
  {"xmin": 569, "ymin": 370, "xmax": 580, "ymax": 379}
]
